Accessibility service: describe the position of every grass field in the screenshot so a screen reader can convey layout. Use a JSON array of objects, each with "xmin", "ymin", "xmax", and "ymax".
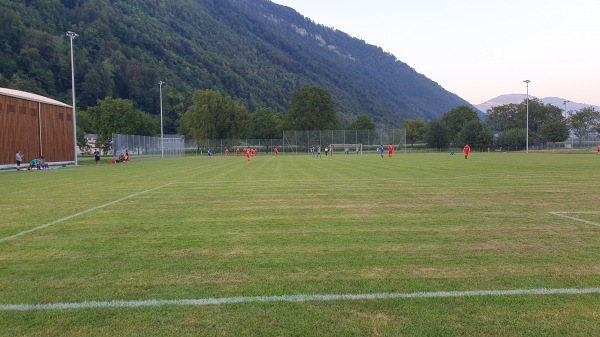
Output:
[{"xmin": 1, "ymin": 151, "xmax": 599, "ymax": 336}]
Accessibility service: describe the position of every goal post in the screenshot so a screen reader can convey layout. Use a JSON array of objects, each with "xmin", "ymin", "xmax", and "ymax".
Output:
[{"xmin": 329, "ymin": 144, "xmax": 363, "ymax": 155}]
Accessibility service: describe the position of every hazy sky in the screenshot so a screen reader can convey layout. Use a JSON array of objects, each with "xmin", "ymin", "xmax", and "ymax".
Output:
[{"xmin": 271, "ymin": 0, "xmax": 600, "ymax": 106}]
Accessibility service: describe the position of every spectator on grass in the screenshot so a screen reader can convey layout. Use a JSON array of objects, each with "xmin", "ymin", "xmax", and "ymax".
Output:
[
  {"xmin": 16, "ymin": 150, "xmax": 23, "ymax": 171},
  {"xmin": 29, "ymin": 157, "xmax": 38, "ymax": 170},
  {"xmin": 94, "ymin": 149, "xmax": 101, "ymax": 166},
  {"xmin": 39, "ymin": 156, "xmax": 49, "ymax": 169}
]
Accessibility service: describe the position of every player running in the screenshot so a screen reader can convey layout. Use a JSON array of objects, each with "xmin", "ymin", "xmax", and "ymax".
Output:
[
  {"xmin": 388, "ymin": 143, "xmax": 394, "ymax": 158},
  {"xmin": 463, "ymin": 144, "xmax": 470, "ymax": 159}
]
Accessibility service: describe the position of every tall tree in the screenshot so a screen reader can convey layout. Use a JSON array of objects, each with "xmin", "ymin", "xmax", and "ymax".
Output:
[
  {"xmin": 246, "ymin": 108, "xmax": 284, "ymax": 139},
  {"xmin": 179, "ymin": 90, "xmax": 248, "ymax": 143},
  {"xmin": 285, "ymin": 86, "xmax": 338, "ymax": 130},
  {"xmin": 568, "ymin": 107, "xmax": 599, "ymax": 144},
  {"xmin": 487, "ymin": 99, "xmax": 566, "ymax": 148},
  {"xmin": 76, "ymin": 127, "xmax": 89, "ymax": 153},
  {"xmin": 456, "ymin": 119, "xmax": 482, "ymax": 148},
  {"xmin": 347, "ymin": 114, "xmax": 376, "ymax": 131},
  {"xmin": 442, "ymin": 106, "xmax": 480, "ymax": 146},
  {"xmin": 539, "ymin": 118, "xmax": 569, "ymax": 148},
  {"xmin": 485, "ymin": 103, "xmax": 523, "ymax": 133},
  {"xmin": 84, "ymin": 97, "xmax": 157, "ymax": 150},
  {"xmin": 495, "ymin": 128, "xmax": 527, "ymax": 149},
  {"xmin": 425, "ymin": 120, "xmax": 449, "ymax": 150},
  {"xmin": 400, "ymin": 120, "xmax": 428, "ymax": 147},
  {"xmin": 76, "ymin": 110, "xmax": 92, "ymax": 133}
]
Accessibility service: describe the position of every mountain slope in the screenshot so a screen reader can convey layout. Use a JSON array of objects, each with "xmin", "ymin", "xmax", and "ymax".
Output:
[{"xmin": 0, "ymin": 0, "xmax": 473, "ymax": 130}]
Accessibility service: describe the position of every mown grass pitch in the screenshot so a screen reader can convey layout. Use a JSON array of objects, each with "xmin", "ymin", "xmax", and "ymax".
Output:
[{"xmin": 1, "ymin": 152, "xmax": 599, "ymax": 336}]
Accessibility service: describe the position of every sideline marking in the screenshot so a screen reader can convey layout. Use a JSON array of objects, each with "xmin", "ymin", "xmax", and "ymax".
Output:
[
  {"xmin": 1, "ymin": 288, "xmax": 599, "ymax": 311},
  {"xmin": 549, "ymin": 212, "xmax": 600, "ymax": 228},
  {"xmin": 0, "ymin": 183, "xmax": 172, "ymax": 244}
]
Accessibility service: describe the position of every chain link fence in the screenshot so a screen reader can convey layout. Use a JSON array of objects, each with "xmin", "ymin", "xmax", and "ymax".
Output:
[
  {"xmin": 113, "ymin": 132, "xmax": 599, "ymax": 158},
  {"xmin": 182, "ymin": 129, "xmax": 406, "ymax": 156}
]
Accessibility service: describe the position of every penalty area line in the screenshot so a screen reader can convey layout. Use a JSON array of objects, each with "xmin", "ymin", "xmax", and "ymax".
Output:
[
  {"xmin": 0, "ymin": 183, "xmax": 173, "ymax": 244},
  {"xmin": 549, "ymin": 212, "xmax": 600, "ymax": 228},
  {"xmin": 1, "ymin": 288, "xmax": 599, "ymax": 311}
]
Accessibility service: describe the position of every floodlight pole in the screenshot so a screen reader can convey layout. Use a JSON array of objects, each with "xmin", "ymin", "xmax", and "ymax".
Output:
[
  {"xmin": 523, "ymin": 80, "xmax": 531, "ymax": 153},
  {"xmin": 67, "ymin": 31, "xmax": 78, "ymax": 165},
  {"xmin": 159, "ymin": 81, "xmax": 165, "ymax": 158},
  {"xmin": 563, "ymin": 100, "xmax": 570, "ymax": 119},
  {"xmin": 563, "ymin": 100, "xmax": 571, "ymax": 149}
]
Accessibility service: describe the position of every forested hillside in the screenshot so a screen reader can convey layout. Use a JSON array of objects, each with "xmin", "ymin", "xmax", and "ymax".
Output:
[{"xmin": 0, "ymin": 0, "xmax": 473, "ymax": 133}]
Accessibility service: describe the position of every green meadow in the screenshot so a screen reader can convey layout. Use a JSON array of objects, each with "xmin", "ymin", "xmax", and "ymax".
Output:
[{"xmin": 1, "ymin": 152, "xmax": 599, "ymax": 336}]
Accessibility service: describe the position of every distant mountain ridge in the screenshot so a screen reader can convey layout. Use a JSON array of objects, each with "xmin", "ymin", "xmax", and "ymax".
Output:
[{"xmin": 476, "ymin": 94, "xmax": 600, "ymax": 114}]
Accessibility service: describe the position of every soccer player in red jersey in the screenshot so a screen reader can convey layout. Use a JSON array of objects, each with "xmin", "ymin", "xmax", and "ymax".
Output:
[
  {"xmin": 273, "ymin": 147, "xmax": 278, "ymax": 157},
  {"xmin": 236, "ymin": 148, "xmax": 240, "ymax": 157},
  {"xmin": 246, "ymin": 147, "xmax": 251, "ymax": 164},
  {"xmin": 463, "ymin": 144, "xmax": 471, "ymax": 159},
  {"xmin": 388, "ymin": 143, "xmax": 394, "ymax": 158},
  {"xmin": 225, "ymin": 148, "xmax": 229, "ymax": 156}
]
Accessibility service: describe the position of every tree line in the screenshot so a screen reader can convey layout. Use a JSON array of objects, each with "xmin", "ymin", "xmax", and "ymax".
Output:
[
  {"xmin": 78, "ymin": 86, "xmax": 344, "ymax": 151},
  {"xmin": 78, "ymin": 85, "xmax": 599, "ymax": 152},
  {"xmin": 403, "ymin": 100, "xmax": 600, "ymax": 150}
]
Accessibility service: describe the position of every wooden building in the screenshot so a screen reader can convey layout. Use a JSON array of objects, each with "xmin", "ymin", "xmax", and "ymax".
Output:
[{"xmin": 0, "ymin": 88, "xmax": 74, "ymax": 168}]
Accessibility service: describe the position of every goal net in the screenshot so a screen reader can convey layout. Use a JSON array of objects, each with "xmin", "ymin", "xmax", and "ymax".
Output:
[
  {"xmin": 329, "ymin": 144, "xmax": 363, "ymax": 155},
  {"xmin": 112, "ymin": 133, "xmax": 185, "ymax": 158}
]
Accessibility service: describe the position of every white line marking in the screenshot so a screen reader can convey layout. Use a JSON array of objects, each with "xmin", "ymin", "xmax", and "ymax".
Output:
[
  {"xmin": 549, "ymin": 212, "xmax": 600, "ymax": 228},
  {"xmin": 0, "ymin": 183, "xmax": 172, "ymax": 244},
  {"xmin": 1, "ymin": 288, "xmax": 599, "ymax": 311}
]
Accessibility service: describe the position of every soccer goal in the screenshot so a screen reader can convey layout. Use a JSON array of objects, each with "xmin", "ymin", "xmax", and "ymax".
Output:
[{"xmin": 330, "ymin": 144, "xmax": 363, "ymax": 155}]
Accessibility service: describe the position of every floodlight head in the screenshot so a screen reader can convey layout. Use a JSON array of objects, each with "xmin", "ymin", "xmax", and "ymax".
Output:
[
  {"xmin": 66, "ymin": 31, "xmax": 78, "ymax": 39},
  {"xmin": 523, "ymin": 80, "xmax": 530, "ymax": 84}
]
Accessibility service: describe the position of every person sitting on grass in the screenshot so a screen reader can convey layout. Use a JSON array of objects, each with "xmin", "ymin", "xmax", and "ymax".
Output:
[
  {"xmin": 29, "ymin": 158, "xmax": 38, "ymax": 170},
  {"xmin": 38, "ymin": 156, "xmax": 49, "ymax": 169}
]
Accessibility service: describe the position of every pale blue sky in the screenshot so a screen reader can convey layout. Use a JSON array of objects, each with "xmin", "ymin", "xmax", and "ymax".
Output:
[{"xmin": 271, "ymin": 0, "xmax": 600, "ymax": 106}]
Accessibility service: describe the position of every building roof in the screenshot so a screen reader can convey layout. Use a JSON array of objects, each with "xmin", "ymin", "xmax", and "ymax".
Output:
[{"xmin": 0, "ymin": 88, "xmax": 71, "ymax": 108}]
